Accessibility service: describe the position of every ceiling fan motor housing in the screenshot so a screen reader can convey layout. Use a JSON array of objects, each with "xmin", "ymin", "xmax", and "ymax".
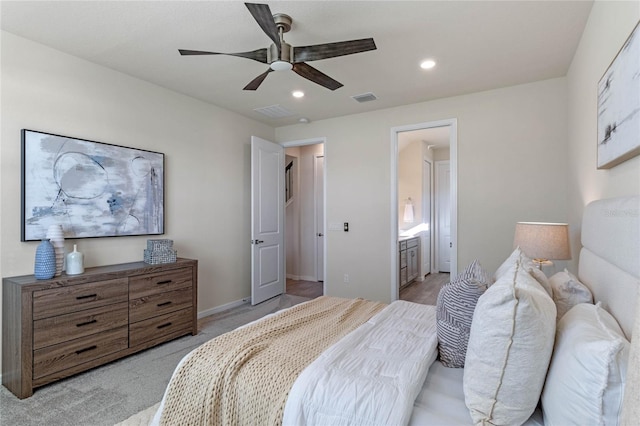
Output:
[{"xmin": 268, "ymin": 42, "xmax": 292, "ymax": 65}]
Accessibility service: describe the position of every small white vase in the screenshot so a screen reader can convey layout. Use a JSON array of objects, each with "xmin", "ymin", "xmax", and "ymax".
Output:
[
  {"xmin": 46, "ymin": 224, "xmax": 65, "ymax": 277},
  {"xmin": 66, "ymin": 244, "xmax": 84, "ymax": 275}
]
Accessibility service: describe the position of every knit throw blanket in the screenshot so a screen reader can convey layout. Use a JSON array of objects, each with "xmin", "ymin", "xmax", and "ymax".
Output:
[{"xmin": 159, "ymin": 296, "xmax": 386, "ymax": 426}]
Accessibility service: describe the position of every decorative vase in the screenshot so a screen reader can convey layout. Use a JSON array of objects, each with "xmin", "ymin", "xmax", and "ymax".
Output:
[
  {"xmin": 46, "ymin": 224, "xmax": 65, "ymax": 277},
  {"xmin": 66, "ymin": 244, "xmax": 84, "ymax": 275},
  {"xmin": 34, "ymin": 239, "xmax": 56, "ymax": 280}
]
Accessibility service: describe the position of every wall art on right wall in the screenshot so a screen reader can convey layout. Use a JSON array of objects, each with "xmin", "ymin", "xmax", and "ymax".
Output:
[{"xmin": 597, "ymin": 21, "xmax": 640, "ymax": 169}]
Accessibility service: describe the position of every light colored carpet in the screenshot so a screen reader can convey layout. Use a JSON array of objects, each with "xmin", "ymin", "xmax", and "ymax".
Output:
[
  {"xmin": 0, "ymin": 294, "xmax": 311, "ymax": 426},
  {"xmin": 115, "ymin": 403, "xmax": 159, "ymax": 426}
]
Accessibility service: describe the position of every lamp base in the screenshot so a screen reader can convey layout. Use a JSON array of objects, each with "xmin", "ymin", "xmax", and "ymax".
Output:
[{"xmin": 532, "ymin": 258, "xmax": 553, "ymax": 270}]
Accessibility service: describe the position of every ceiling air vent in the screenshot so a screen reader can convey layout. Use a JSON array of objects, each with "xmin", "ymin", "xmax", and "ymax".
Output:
[
  {"xmin": 253, "ymin": 104, "xmax": 296, "ymax": 119},
  {"xmin": 351, "ymin": 92, "xmax": 377, "ymax": 103}
]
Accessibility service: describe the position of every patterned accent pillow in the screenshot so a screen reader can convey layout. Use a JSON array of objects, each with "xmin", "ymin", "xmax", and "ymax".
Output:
[
  {"xmin": 436, "ymin": 260, "xmax": 490, "ymax": 368},
  {"xmin": 549, "ymin": 269, "xmax": 593, "ymax": 320}
]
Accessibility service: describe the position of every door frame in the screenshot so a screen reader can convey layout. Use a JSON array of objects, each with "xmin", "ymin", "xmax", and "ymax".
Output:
[
  {"xmin": 314, "ymin": 154, "xmax": 325, "ymax": 282},
  {"xmin": 422, "ymin": 157, "xmax": 433, "ymax": 275},
  {"xmin": 390, "ymin": 119, "xmax": 458, "ymax": 301},
  {"xmin": 435, "ymin": 160, "xmax": 451, "ymax": 273},
  {"xmin": 281, "ymin": 137, "xmax": 327, "ymax": 294}
]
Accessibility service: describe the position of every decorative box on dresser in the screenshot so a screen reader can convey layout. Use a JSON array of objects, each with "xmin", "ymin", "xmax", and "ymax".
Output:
[{"xmin": 2, "ymin": 257, "xmax": 197, "ymax": 399}]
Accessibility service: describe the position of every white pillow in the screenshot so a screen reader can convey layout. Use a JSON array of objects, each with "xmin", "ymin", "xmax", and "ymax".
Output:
[
  {"xmin": 549, "ymin": 269, "xmax": 593, "ymax": 320},
  {"xmin": 528, "ymin": 266, "xmax": 553, "ymax": 297},
  {"xmin": 464, "ymin": 257, "xmax": 556, "ymax": 425},
  {"xmin": 493, "ymin": 247, "xmax": 534, "ymax": 282},
  {"xmin": 541, "ymin": 303, "xmax": 629, "ymax": 426}
]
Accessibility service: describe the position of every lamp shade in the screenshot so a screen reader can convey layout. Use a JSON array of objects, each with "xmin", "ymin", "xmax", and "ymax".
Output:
[{"xmin": 513, "ymin": 222, "xmax": 571, "ymax": 261}]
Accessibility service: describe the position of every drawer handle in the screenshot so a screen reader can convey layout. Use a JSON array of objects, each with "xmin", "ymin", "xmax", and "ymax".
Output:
[
  {"xmin": 157, "ymin": 280, "xmax": 172, "ymax": 285},
  {"xmin": 76, "ymin": 294, "xmax": 97, "ymax": 300},
  {"xmin": 157, "ymin": 301, "xmax": 172, "ymax": 307},
  {"xmin": 76, "ymin": 319, "xmax": 97, "ymax": 327},
  {"xmin": 157, "ymin": 322, "xmax": 172, "ymax": 329},
  {"xmin": 75, "ymin": 345, "xmax": 97, "ymax": 355}
]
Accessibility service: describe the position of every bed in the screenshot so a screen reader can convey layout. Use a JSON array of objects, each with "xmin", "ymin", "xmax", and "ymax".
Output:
[{"xmin": 146, "ymin": 195, "xmax": 639, "ymax": 426}]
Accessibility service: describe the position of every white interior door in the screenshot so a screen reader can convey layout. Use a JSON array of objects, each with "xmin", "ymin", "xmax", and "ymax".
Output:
[
  {"xmin": 436, "ymin": 161, "xmax": 451, "ymax": 273},
  {"xmin": 315, "ymin": 155, "xmax": 325, "ymax": 282},
  {"xmin": 251, "ymin": 136, "xmax": 285, "ymax": 305}
]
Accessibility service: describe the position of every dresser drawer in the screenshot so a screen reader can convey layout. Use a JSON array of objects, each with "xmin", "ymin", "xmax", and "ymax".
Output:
[
  {"xmin": 33, "ymin": 279, "xmax": 128, "ymax": 320},
  {"xmin": 33, "ymin": 303, "xmax": 129, "ymax": 350},
  {"xmin": 129, "ymin": 268, "xmax": 192, "ymax": 299},
  {"xmin": 129, "ymin": 308, "xmax": 193, "ymax": 348},
  {"xmin": 33, "ymin": 326, "xmax": 128, "ymax": 380},
  {"xmin": 129, "ymin": 287, "xmax": 193, "ymax": 323}
]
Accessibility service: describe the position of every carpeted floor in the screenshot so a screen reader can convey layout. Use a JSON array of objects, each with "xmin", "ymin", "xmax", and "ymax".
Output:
[{"xmin": 0, "ymin": 294, "xmax": 311, "ymax": 426}]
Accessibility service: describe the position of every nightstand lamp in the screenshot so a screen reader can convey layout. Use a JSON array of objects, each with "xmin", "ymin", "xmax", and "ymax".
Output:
[{"xmin": 513, "ymin": 222, "xmax": 571, "ymax": 269}]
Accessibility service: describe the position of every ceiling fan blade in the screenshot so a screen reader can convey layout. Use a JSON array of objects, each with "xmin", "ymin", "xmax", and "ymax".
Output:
[
  {"xmin": 179, "ymin": 48, "xmax": 268, "ymax": 64},
  {"xmin": 245, "ymin": 3, "xmax": 281, "ymax": 51},
  {"xmin": 292, "ymin": 63, "xmax": 343, "ymax": 91},
  {"xmin": 293, "ymin": 38, "xmax": 376, "ymax": 63},
  {"xmin": 243, "ymin": 68, "xmax": 274, "ymax": 90}
]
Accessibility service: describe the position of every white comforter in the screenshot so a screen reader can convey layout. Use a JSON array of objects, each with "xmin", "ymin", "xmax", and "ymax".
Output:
[{"xmin": 283, "ymin": 300, "xmax": 438, "ymax": 425}]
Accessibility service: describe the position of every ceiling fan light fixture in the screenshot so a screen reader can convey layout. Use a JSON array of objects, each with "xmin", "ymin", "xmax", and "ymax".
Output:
[{"xmin": 270, "ymin": 60, "xmax": 293, "ymax": 71}]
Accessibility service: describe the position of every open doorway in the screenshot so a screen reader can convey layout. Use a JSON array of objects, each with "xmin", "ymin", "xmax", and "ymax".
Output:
[
  {"xmin": 391, "ymin": 119, "xmax": 457, "ymax": 302},
  {"xmin": 283, "ymin": 140, "xmax": 326, "ymax": 299}
]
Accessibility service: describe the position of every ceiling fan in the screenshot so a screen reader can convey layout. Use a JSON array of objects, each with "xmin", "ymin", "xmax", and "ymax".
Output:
[{"xmin": 179, "ymin": 2, "xmax": 377, "ymax": 91}]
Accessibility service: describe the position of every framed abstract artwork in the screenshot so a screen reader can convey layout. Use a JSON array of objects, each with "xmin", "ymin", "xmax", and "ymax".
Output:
[
  {"xmin": 597, "ymin": 21, "xmax": 640, "ymax": 169},
  {"xmin": 21, "ymin": 129, "xmax": 164, "ymax": 241}
]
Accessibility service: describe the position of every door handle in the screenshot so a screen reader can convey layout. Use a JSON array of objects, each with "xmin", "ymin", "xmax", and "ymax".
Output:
[
  {"xmin": 317, "ymin": 233, "xmax": 324, "ymax": 237},
  {"xmin": 252, "ymin": 239, "xmax": 264, "ymax": 244}
]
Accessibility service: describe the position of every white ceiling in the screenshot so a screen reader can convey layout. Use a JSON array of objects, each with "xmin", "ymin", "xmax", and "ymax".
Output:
[{"xmin": 0, "ymin": 1, "xmax": 593, "ymax": 127}]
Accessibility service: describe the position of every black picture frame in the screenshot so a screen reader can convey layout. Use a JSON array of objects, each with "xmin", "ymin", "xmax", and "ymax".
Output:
[{"xmin": 21, "ymin": 129, "xmax": 165, "ymax": 241}]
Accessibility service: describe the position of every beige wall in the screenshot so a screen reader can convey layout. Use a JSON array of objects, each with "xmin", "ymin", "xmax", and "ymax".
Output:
[
  {"xmin": 398, "ymin": 141, "xmax": 423, "ymax": 232},
  {"xmin": 276, "ymin": 77, "xmax": 569, "ymax": 302},
  {"xmin": 566, "ymin": 1, "xmax": 640, "ymax": 271},
  {"xmin": 433, "ymin": 148, "xmax": 450, "ymax": 162},
  {"xmin": 0, "ymin": 31, "xmax": 275, "ymax": 367}
]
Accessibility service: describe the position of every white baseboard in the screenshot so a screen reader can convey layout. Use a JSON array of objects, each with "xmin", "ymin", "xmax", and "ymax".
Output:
[
  {"xmin": 197, "ymin": 298, "xmax": 247, "ymax": 319},
  {"xmin": 286, "ymin": 274, "xmax": 301, "ymax": 280}
]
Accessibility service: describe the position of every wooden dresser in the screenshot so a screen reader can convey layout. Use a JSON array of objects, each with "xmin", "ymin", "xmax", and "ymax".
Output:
[{"xmin": 2, "ymin": 258, "xmax": 197, "ymax": 399}]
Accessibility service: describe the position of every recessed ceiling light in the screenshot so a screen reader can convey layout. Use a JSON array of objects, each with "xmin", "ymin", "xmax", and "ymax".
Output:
[
  {"xmin": 420, "ymin": 59, "xmax": 436, "ymax": 70},
  {"xmin": 292, "ymin": 90, "xmax": 304, "ymax": 98}
]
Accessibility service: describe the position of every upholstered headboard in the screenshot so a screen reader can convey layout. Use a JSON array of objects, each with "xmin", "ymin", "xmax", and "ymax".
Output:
[{"xmin": 578, "ymin": 195, "xmax": 640, "ymax": 340}]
